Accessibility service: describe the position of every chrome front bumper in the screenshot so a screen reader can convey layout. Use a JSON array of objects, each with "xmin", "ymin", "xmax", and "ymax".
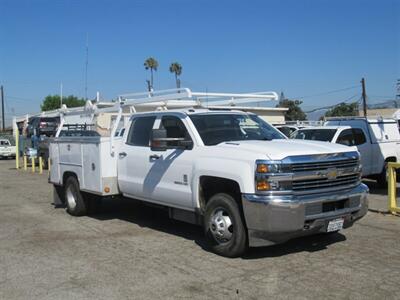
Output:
[{"xmin": 242, "ymin": 183, "xmax": 369, "ymax": 247}]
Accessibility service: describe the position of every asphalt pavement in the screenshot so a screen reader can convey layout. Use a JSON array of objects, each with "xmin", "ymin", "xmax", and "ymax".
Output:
[{"xmin": 0, "ymin": 159, "xmax": 399, "ymax": 299}]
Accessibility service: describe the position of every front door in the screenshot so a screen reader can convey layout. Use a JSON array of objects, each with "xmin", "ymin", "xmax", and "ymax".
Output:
[
  {"xmin": 336, "ymin": 128, "xmax": 371, "ymax": 175},
  {"xmin": 145, "ymin": 115, "xmax": 195, "ymax": 209}
]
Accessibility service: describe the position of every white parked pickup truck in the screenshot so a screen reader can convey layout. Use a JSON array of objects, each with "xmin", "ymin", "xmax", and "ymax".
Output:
[
  {"xmin": 292, "ymin": 117, "xmax": 400, "ymax": 187},
  {"xmin": 49, "ymin": 108, "xmax": 369, "ymax": 257},
  {"xmin": 49, "ymin": 88, "xmax": 369, "ymax": 257},
  {"xmin": 0, "ymin": 139, "xmax": 16, "ymax": 159}
]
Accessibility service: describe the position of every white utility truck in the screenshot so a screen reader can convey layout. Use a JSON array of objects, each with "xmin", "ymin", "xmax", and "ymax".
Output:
[
  {"xmin": 49, "ymin": 89, "xmax": 368, "ymax": 257},
  {"xmin": 0, "ymin": 138, "xmax": 16, "ymax": 159},
  {"xmin": 292, "ymin": 117, "xmax": 400, "ymax": 187}
]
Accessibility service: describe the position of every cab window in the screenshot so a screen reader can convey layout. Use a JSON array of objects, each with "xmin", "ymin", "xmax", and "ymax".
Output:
[
  {"xmin": 337, "ymin": 129, "xmax": 355, "ymax": 146},
  {"xmin": 127, "ymin": 116, "xmax": 156, "ymax": 146}
]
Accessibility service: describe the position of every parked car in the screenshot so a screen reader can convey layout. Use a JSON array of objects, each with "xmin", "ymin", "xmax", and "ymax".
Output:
[
  {"xmin": 25, "ymin": 147, "xmax": 38, "ymax": 159},
  {"xmin": 0, "ymin": 139, "xmax": 16, "ymax": 159},
  {"xmin": 292, "ymin": 117, "xmax": 400, "ymax": 186},
  {"xmin": 27, "ymin": 116, "xmax": 60, "ymax": 137},
  {"xmin": 290, "ymin": 126, "xmax": 348, "ymax": 142},
  {"xmin": 275, "ymin": 125, "xmax": 305, "ymax": 137},
  {"xmin": 50, "ymin": 109, "xmax": 368, "ymax": 257}
]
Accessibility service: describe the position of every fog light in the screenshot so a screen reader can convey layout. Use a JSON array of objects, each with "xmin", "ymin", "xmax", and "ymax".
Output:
[{"xmin": 257, "ymin": 181, "xmax": 270, "ymax": 191}]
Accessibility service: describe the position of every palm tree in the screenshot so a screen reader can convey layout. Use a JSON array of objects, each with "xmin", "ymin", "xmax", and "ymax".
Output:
[
  {"xmin": 169, "ymin": 62, "xmax": 182, "ymax": 89},
  {"xmin": 144, "ymin": 57, "xmax": 159, "ymax": 91}
]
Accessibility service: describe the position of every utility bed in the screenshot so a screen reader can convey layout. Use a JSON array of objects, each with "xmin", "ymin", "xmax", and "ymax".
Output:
[{"xmin": 49, "ymin": 136, "xmax": 120, "ymax": 196}]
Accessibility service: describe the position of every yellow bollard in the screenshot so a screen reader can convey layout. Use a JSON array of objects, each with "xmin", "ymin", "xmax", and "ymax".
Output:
[
  {"xmin": 23, "ymin": 155, "xmax": 27, "ymax": 171},
  {"xmin": 31, "ymin": 157, "xmax": 35, "ymax": 173},
  {"xmin": 39, "ymin": 157, "xmax": 43, "ymax": 174},
  {"xmin": 48, "ymin": 158, "xmax": 51, "ymax": 175},
  {"xmin": 388, "ymin": 162, "xmax": 400, "ymax": 214},
  {"xmin": 15, "ymin": 127, "xmax": 19, "ymax": 169}
]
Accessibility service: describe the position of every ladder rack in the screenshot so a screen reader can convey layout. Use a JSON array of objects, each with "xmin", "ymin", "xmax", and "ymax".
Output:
[{"xmin": 55, "ymin": 88, "xmax": 280, "ymax": 155}]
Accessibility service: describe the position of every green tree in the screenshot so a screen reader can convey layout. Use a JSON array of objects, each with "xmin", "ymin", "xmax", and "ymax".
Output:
[
  {"xmin": 276, "ymin": 99, "xmax": 307, "ymax": 121},
  {"xmin": 144, "ymin": 57, "xmax": 159, "ymax": 90},
  {"xmin": 169, "ymin": 62, "xmax": 182, "ymax": 88},
  {"xmin": 40, "ymin": 95, "xmax": 86, "ymax": 111},
  {"xmin": 324, "ymin": 102, "xmax": 359, "ymax": 118}
]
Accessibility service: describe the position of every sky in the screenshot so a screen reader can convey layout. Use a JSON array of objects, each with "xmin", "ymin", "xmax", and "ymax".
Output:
[{"xmin": 0, "ymin": 0, "xmax": 398, "ymax": 122}]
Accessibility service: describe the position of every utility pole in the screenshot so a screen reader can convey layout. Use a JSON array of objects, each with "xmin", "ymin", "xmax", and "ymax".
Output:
[
  {"xmin": 361, "ymin": 78, "xmax": 367, "ymax": 117},
  {"xmin": 1, "ymin": 85, "xmax": 4, "ymax": 131},
  {"xmin": 85, "ymin": 33, "xmax": 89, "ymax": 100}
]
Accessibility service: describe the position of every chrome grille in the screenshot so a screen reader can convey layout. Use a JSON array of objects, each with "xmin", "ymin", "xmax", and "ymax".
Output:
[
  {"xmin": 292, "ymin": 173, "xmax": 360, "ymax": 192},
  {"xmin": 291, "ymin": 159, "xmax": 358, "ymax": 172}
]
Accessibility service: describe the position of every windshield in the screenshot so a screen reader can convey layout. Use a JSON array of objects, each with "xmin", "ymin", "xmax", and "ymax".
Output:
[
  {"xmin": 189, "ymin": 113, "xmax": 285, "ymax": 146},
  {"xmin": 291, "ymin": 129, "xmax": 337, "ymax": 142}
]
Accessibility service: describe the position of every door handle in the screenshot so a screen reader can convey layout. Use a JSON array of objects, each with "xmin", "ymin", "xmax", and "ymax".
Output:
[
  {"xmin": 150, "ymin": 154, "xmax": 161, "ymax": 160},
  {"xmin": 119, "ymin": 152, "xmax": 127, "ymax": 158}
]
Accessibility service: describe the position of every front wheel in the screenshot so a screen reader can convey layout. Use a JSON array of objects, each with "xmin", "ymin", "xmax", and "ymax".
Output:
[{"xmin": 204, "ymin": 193, "xmax": 248, "ymax": 258}]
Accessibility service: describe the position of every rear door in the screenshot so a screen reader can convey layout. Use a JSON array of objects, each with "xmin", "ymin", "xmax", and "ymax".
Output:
[{"xmin": 118, "ymin": 114, "xmax": 195, "ymax": 209}]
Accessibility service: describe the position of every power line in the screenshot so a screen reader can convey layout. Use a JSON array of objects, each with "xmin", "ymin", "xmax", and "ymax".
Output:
[
  {"xmin": 295, "ymin": 85, "xmax": 360, "ymax": 100},
  {"xmin": 7, "ymin": 95, "xmax": 36, "ymax": 102},
  {"xmin": 305, "ymin": 94, "xmax": 360, "ymax": 113}
]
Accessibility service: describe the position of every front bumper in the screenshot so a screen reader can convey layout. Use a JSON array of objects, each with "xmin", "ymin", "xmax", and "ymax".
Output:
[
  {"xmin": 242, "ymin": 183, "xmax": 369, "ymax": 247},
  {"xmin": 0, "ymin": 153, "xmax": 15, "ymax": 157}
]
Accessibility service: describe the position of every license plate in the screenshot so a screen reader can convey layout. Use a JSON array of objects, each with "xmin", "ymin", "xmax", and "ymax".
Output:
[{"xmin": 327, "ymin": 218, "xmax": 344, "ymax": 232}]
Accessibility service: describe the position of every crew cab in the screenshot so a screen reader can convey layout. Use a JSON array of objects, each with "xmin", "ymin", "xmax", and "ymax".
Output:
[
  {"xmin": 49, "ymin": 107, "xmax": 369, "ymax": 257},
  {"xmin": 0, "ymin": 139, "xmax": 16, "ymax": 159},
  {"xmin": 292, "ymin": 117, "xmax": 400, "ymax": 186}
]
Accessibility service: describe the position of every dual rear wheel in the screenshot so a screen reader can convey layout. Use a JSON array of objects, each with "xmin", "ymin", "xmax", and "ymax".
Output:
[{"xmin": 64, "ymin": 176, "xmax": 96, "ymax": 216}]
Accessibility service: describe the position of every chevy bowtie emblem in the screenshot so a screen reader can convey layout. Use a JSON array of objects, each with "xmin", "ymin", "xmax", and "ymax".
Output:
[{"xmin": 326, "ymin": 168, "xmax": 338, "ymax": 180}]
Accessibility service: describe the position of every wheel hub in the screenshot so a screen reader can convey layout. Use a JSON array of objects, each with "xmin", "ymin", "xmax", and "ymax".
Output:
[
  {"xmin": 209, "ymin": 208, "xmax": 233, "ymax": 243},
  {"xmin": 66, "ymin": 186, "xmax": 77, "ymax": 209}
]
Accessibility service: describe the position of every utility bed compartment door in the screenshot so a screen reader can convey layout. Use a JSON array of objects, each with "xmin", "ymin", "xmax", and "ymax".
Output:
[
  {"xmin": 49, "ymin": 142, "xmax": 61, "ymax": 184},
  {"xmin": 82, "ymin": 143, "xmax": 101, "ymax": 192},
  {"xmin": 59, "ymin": 143, "xmax": 82, "ymax": 165}
]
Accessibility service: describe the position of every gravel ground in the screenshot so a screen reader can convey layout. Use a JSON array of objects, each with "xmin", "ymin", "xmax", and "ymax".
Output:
[{"xmin": 0, "ymin": 159, "xmax": 399, "ymax": 300}]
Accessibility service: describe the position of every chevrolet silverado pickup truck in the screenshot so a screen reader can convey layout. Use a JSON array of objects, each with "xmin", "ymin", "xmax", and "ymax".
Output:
[{"xmin": 49, "ymin": 107, "xmax": 368, "ymax": 257}]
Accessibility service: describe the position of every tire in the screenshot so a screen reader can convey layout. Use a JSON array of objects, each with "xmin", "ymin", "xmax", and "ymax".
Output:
[
  {"xmin": 64, "ymin": 176, "xmax": 88, "ymax": 216},
  {"xmin": 376, "ymin": 162, "xmax": 389, "ymax": 188},
  {"xmin": 204, "ymin": 193, "xmax": 248, "ymax": 258}
]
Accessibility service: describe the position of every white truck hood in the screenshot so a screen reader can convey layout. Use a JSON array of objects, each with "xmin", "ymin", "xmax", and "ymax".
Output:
[{"xmin": 217, "ymin": 139, "xmax": 357, "ymax": 161}]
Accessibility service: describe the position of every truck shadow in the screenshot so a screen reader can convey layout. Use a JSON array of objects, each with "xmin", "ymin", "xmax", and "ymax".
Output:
[
  {"xmin": 243, "ymin": 233, "xmax": 346, "ymax": 259},
  {"xmin": 362, "ymin": 179, "xmax": 393, "ymax": 196},
  {"xmin": 88, "ymin": 197, "xmax": 347, "ymax": 259}
]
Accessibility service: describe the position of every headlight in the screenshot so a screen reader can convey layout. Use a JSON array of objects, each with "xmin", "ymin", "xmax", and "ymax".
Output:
[
  {"xmin": 255, "ymin": 160, "xmax": 292, "ymax": 192},
  {"xmin": 256, "ymin": 162, "xmax": 283, "ymax": 174}
]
